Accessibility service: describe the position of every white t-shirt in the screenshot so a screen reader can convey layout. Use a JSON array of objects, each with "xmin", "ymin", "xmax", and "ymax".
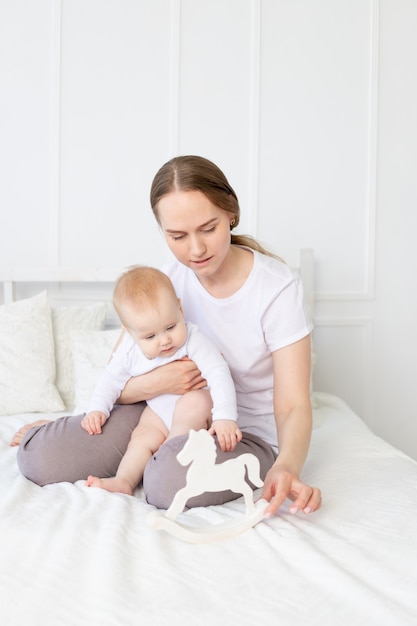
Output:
[
  {"xmin": 88, "ymin": 322, "xmax": 238, "ymax": 429},
  {"xmin": 163, "ymin": 249, "xmax": 313, "ymax": 450}
]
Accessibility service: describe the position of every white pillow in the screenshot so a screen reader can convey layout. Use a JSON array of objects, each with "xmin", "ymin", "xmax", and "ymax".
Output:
[
  {"xmin": 0, "ymin": 291, "xmax": 65, "ymax": 415},
  {"xmin": 52, "ymin": 303, "xmax": 107, "ymax": 410},
  {"xmin": 70, "ymin": 328, "xmax": 121, "ymax": 415}
]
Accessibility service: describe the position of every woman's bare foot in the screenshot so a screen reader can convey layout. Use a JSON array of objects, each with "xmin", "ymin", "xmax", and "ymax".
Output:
[
  {"xmin": 10, "ymin": 420, "xmax": 50, "ymax": 447},
  {"xmin": 85, "ymin": 475, "xmax": 134, "ymax": 496}
]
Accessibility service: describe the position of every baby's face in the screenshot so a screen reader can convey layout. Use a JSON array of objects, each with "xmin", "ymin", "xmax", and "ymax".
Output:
[{"xmin": 121, "ymin": 291, "xmax": 187, "ymax": 360}]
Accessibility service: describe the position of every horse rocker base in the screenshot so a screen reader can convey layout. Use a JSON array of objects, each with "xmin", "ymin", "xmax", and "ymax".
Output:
[{"xmin": 147, "ymin": 429, "xmax": 269, "ymax": 543}]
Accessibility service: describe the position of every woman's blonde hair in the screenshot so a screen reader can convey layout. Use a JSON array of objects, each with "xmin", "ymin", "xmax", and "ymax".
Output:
[{"xmin": 150, "ymin": 155, "xmax": 281, "ymax": 259}]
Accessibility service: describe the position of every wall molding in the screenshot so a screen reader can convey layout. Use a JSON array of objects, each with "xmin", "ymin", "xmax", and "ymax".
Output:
[
  {"xmin": 314, "ymin": 316, "xmax": 373, "ymax": 328},
  {"xmin": 247, "ymin": 0, "xmax": 261, "ymax": 238},
  {"xmin": 48, "ymin": 0, "xmax": 62, "ymax": 266},
  {"xmin": 169, "ymin": 0, "xmax": 181, "ymax": 156},
  {"xmin": 364, "ymin": 0, "xmax": 379, "ymax": 301},
  {"xmin": 316, "ymin": 0, "xmax": 379, "ymax": 303}
]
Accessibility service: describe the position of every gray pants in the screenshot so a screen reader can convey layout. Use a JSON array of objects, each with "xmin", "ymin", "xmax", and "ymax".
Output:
[{"xmin": 17, "ymin": 403, "xmax": 276, "ymax": 509}]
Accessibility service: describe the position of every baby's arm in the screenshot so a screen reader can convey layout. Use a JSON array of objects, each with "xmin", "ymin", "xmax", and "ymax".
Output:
[
  {"xmin": 81, "ymin": 410, "xmax": 108, "ymax": 435},
  {"xmin": 87, "ymin": 337, "xmax": 133, "ymax": 417},
  {"xmin": 209, "ymin": 419, "xmax": 242, "ymax": 452},
  {"xmin": 187, "ymin": 325, "xmax": 239, "ymax": 424},
  {"xmin": 187, "ymin": 324, "xmax": 242, "ymax": 453}
]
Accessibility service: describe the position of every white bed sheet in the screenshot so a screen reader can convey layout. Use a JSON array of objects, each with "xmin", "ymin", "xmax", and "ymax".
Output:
[{"xmin": 1, "ymin": 393, "xmax": 416, "ymax": 626}]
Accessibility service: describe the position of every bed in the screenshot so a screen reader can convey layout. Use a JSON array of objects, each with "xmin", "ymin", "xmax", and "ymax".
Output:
[{"xmin": 1, "ymin": 252, "xmax": 416, "ymax": 626}]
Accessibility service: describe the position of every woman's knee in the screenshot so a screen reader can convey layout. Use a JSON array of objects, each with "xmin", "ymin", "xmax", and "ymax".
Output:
[
  {"xmin": 17, "ymin": 403, "xmax": 145, "ymax": 486},
  {"xmin": 143, "ymin": 432, "xmax": 275, "ymax": 510},
  {"xmin": 143, "ymin": 436, "xmax": 249, "ymax": 510},
  {"xmin": 143, "ymin": 435, "xmax": 189, "ymax": 508}
]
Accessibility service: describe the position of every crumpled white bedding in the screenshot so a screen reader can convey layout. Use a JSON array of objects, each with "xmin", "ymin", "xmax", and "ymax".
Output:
[{"xmin": 1, "ymin": 392, "xmax": 416, "ymax": 626}]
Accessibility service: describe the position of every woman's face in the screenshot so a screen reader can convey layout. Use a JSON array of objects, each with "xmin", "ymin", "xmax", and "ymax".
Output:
[{"xmin": 156, "ymin": 190, "xmax": 233, "ymax": 281}]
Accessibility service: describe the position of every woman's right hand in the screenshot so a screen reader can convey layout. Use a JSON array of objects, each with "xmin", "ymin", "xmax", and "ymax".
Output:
[{"xmin": 118, "ymin": 357, "xmax": 207, "ymax": 404}]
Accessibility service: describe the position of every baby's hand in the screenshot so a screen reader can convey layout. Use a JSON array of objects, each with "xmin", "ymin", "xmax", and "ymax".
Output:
[
  {"xmin": 81, "ymin": 411, "xmax": 107, "ymax": 435},
  {"xmin": 209, "ymin": 420, "xmax": 242, "ymax": 452}
]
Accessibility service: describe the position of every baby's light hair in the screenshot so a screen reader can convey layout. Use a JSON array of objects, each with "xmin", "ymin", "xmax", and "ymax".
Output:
[{"xmin": 113, "ymin": 266, "xmax": 177, "ymax": 323}]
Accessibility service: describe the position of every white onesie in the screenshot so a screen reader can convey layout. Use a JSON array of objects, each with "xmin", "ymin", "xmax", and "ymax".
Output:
[{"xmin": 87, "ymin": 322, "xmax": 238, "ymax": 429}]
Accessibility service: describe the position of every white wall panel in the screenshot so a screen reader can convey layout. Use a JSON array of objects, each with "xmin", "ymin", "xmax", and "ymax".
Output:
[
  {"xmin": 178, "ymin": 0, "xmax": 256, "ymax": 234},
  {"xmin": 59, "ymin": 0, "xmax": 173, "ymax": 269},
  {"xmin": 0, "ymin": 0, "xmax": 55, "ymax": 267},
  {"xmin": 258, "ymin": 0, "xmax": 375, "ymax": 294},
  {"xmin": 371, "ymin": 0, "xmax": 417, "ymax": 460}
]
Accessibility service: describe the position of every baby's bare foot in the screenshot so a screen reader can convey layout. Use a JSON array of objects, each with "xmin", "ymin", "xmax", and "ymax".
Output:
[
  {"xmin": 85, "ymin": 475, "xmax": 134, "ymax": 496},
  {"xmin": 10, "ymin": 420, "xmax": 50, "ymax": 447}
]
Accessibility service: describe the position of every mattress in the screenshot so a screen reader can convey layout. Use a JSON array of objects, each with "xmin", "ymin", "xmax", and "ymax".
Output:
[{"xmin": 1, "ymin": 392, "xmax": 416, "ymax": 626}]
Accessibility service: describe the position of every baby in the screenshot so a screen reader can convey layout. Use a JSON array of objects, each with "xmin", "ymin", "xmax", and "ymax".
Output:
[{"xmin": 82, "ymin": 266, "xmax": 242, "ymax": 495}]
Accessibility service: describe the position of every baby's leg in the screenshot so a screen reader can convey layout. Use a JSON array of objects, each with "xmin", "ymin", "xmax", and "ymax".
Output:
[
  {"xmin": 86, "ymin": 407, "xmax": 168, "ymax": 495},
  {"xmin": 168, "ymin": 389, "xmax": 213, "ymax": 439}
]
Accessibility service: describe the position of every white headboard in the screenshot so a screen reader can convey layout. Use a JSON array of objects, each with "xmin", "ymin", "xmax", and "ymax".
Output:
[
  {"xmin": 0, "ymin": 248, "xmax": 314, "ymax": 321},
  {"xmin": 0, "ymin": 267, "xmax": 123, "ymax": 327},
  {"xmin": 0, "ymin": 268, "xmax": 119, "ymax": 303}
]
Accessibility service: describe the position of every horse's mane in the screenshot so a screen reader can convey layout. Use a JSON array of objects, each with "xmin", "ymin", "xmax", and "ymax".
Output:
[{"xmin": 178, "ymin": 429, "xmax": 217, "ymax": 465}]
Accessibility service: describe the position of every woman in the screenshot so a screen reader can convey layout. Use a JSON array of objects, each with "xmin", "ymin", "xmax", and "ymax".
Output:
[{"xmin": 14, "ymin": 155, "xmax": 321, "ymax": 518}]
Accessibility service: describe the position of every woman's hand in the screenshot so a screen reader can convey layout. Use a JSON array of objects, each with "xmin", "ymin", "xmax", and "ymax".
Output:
[
  {"xmin": 119, "ymin": 357, "xmax": 207, "ymax": 404},
  {"xmin": 261, "ymin": 463, "xmax": 322, "ymax": 518}
]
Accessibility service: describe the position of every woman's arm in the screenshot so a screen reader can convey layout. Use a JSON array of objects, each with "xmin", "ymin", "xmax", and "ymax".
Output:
[
  {"xmin": 261, "ymin": 335, "xmax": 321, "ymax": 517},
  {"xmin": 109, "ymin": 328, "xmax": 207, "ymax": 404},
  {"xmin": 118, "ymin": 357, "xmax": 207, "ymax": 404}
]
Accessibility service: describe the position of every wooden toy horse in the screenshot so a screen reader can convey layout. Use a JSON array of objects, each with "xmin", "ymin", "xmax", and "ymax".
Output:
[
  {"xmin": 166, "ymin": 428, "xmax": 264, "ymax": 520},
  {"xmin": 147, "ymin": 429, "xmax": 269, "ymax": 543}
]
